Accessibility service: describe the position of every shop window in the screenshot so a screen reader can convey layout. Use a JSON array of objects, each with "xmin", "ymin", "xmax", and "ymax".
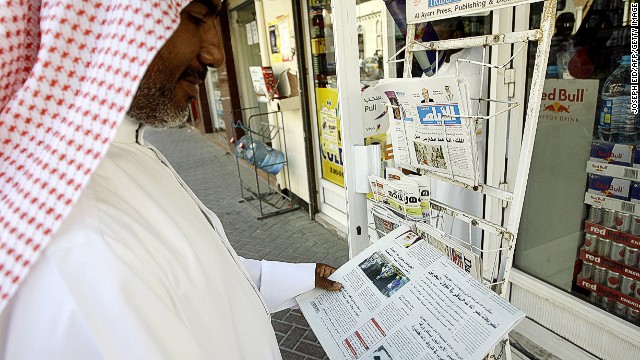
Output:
[{"xmin": 516, "ymin": 0, "xmax": 636, "ymax": 325}]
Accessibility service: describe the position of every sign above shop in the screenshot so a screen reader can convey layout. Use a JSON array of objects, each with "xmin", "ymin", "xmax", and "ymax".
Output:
[{"xmin": 407, "ymin": 0, "xmax": 541, "ymax": 24}]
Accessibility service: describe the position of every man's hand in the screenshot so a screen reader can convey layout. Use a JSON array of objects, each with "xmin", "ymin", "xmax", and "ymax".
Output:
[{"xmin": 315, "ymin": 263, "xmax": 343, "ymax": 291}]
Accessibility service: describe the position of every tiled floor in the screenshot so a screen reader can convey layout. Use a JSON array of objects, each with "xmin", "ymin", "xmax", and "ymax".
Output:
[{"xmin": 145, "ymin": 126, "xmax": 349, "ymax": 359}]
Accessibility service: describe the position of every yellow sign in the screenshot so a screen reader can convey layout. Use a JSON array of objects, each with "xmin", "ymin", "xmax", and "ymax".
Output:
[
  {"xmin": 316, "ymin": 88, "xmax": 344, "ymax": 187},
  {"xmin": 268, "ymin": 15, "xmax": 293, "ymax": 64}
]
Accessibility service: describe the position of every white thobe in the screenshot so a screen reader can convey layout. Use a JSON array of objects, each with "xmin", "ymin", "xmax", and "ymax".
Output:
[
  {"xmin": 0, "ymin": 116, "xmax": 315, "ymax": 359},
  {"xmin": 430, "ymin": 47, "xmax": 487, "ymax": 245}
]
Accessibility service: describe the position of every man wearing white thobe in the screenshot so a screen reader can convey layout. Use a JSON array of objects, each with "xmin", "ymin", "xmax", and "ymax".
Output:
[{"xmin": 0, "ymin": 1, "xmax": 341, "ymax": 358}]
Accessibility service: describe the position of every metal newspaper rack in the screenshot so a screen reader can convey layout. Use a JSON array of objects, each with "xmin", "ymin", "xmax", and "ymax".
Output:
[
  {"xmin": 230, "ymin": 107, "xmax": 300, "ymax": 220},
  {"xmin": 369, "ymin": 0, "xmax": 557, "ymax": 358}
]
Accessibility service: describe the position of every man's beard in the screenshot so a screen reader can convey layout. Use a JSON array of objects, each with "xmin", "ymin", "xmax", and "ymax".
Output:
[{"xmin": 127, "ymin": 64, "xmax": 190, "ymax": 128}]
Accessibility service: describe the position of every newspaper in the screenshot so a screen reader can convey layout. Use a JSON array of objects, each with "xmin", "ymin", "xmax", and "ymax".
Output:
[
  {"xmin": 369, "ymin": 175, "xmax": 422, "ymax": 219},
  {"xmin": 370, "ymin": 77, "xmax": 478, "ymax": 185},
  {"xmin": 371, "ymin": 205, "xmax": 405, "ymax": 236},
  {"xmin": 385, "ymin": 168, "xmax": 431, "ymax": 220},
  {"xmin": 297, "ymin": 226, "xmax": 524, "ymax": 360},
  {"xmin": 415, "ymin": 222, "xmax": 482, "ymax": 281}
]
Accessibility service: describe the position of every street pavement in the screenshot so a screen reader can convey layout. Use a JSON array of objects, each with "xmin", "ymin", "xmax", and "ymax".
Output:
[{"xmin": 145, "ymin": 125, "xmax": 349, "ymax": 360}]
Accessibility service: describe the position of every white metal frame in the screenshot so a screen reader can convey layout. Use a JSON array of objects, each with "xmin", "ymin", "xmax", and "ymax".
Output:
[{"xmin": 397, "ymin": 0, "xmax": 556, "ymax": 296}]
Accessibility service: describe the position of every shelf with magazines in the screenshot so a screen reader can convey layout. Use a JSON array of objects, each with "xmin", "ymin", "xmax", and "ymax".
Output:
[
  {"xmin": 376, "ymin": 17, "xmax": 542, "ymax": 296},
  {"xmin": 229, "ymin": 107, "xmax": 300, "ymax": 220}
]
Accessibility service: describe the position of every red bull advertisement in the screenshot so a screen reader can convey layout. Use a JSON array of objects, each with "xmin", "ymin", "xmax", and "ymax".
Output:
[
  {"xmin": 539, "ymin": 79, "xmax": 599, "ymax": 124},
  {"xmin": 542, "ymin": 102, "xmax": 571, "ymax": 113},
  {"xmin": 541, "ymin": 87, "xmax": 587, "ymax": 102},
  {"xmin": 590, "ymin": 140, "xmax": 634, "ymax": 166},
  {"xmin": 588, "ymin": 174, "xmax": 631, "ymax": 201}
]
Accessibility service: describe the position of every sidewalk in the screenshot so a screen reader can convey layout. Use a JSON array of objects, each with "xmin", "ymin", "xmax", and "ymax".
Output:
[{"xmin": 145, "ymin": 126, "xmax": 349, "ymax": 360}]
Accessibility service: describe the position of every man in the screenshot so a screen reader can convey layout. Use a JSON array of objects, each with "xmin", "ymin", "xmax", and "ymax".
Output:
[
  {"xmin": 444, "ymin": 85, "xmax": 454, "ymax": 101},
  {"xmin": 428, "ymin": 18, "xmax": 487, "ymax": 245},
  {"xmin": 420, "ymin": 88, "xmax": 433, "ymax": 103},
  {"xmin": 0, "ymin": 0, "xmax": 340, "ymax": 358}
]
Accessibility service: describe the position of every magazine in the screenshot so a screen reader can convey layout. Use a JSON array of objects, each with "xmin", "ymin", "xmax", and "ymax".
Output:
[{"xmin": 297, "ymin": 226, "xmax": 525, "ymax": 360}]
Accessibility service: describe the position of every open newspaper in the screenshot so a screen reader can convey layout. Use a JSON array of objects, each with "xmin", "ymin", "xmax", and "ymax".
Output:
[
  {"xmin": 368, "ymin": 77, "xmax": 478, "ymax": 186},
  {"xmin": 297, "ymin": 226, "xmax": 524, "ymax": 360}
]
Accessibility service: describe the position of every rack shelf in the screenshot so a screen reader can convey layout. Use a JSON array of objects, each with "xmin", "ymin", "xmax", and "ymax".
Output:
[{"xmin": 230, "ymin": 107, "xmax": 300, "ymax": 220}]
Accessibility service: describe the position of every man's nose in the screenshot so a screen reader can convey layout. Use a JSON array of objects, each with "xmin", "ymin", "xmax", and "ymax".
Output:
[{"xmin": 198, "ymin": 18, "xmax": 224, "ymax": 68}]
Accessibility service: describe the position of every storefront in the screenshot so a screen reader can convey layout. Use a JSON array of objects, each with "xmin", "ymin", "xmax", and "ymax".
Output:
[
  {"xmin": 510, "ymin": 1, "xmax": 639, "ymax": 358},
  {"xmin": 217, "ymin": 2, "xmax": 638, "ymax": 354},
  {"xmin": 327, "ymin": 0, "xmax": 639, "ymax": 359}
]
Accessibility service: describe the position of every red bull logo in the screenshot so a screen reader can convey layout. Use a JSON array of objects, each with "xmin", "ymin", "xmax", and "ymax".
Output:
[
  {"xmin": 541, "ymin": 88, "xmax": 586, "ymax": 102},
  {"xmin": 543, "ymin": 101, "xmax": 570, "ymax": 113}
]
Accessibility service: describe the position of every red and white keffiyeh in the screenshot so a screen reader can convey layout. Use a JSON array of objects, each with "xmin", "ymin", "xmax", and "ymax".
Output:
[{"xmin": 0, "ymin": 0, "xmax": 191, "ymax": 312}]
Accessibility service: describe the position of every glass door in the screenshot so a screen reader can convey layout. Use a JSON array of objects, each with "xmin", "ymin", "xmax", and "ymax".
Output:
[{"xmin": 230, "ymin": 1, "xmax": 268, "ymax": 126}]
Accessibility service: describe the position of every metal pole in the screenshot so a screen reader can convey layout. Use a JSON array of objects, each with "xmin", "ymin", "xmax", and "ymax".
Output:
[{"xmin": 292, "ymin": 0, "xmax": 319, "ymax": 219}]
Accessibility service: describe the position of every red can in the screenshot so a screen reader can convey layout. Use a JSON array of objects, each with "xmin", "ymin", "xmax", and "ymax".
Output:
[
  {"xmin": 580, "ymin": 262, "xmax": 594, "ymax": 280},
  {"xmin": 606, "ymin": 270, "xmax": 621, "ymax": 290},
  {"xmin": 583, "ymin": 234, "xmax": 598, "ymax": 252},
  {"xmin": 597, "ymin": 238, "xmax": 612, "ymax": 258},
  {"xmin": 601, "ymin": 296, "xmax": 616, "ymax": 310},
  {"xmin": 610, "ymin": 241, "xmax": 626, "ymax": 262},
  {"xmin": 621, "ymin": 275, "xmax": 636, "ymax": 296},
  {"xmin": 624, "ymin": 247, "xmax": 639, "ymax": 267},
  {"xmin": 594, "ymin": 266, "xmax": 608, "ymax": 285},
  {"xmin": 616, "ymin": 212, "xmax": 632, "ymax": 232}
]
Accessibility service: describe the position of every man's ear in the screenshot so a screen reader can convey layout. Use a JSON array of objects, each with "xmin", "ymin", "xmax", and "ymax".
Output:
[{"xmin": 453, "ymin": 30, "xmax": 463, "ymax": 39}]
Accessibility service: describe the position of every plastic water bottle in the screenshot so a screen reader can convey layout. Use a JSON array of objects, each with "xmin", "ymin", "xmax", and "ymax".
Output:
[
  {"xmin": 598, "ymin": 55, "xmax": 637, "ymax": 143},
  {"xmin": 253, "ymin": 141, "xmax": 285, "ymax": 175},
  {"xmin": 231, "ymin": 136, "xmax": 255, "ymax": 164},
  {"xmin": 231, "ymin": 136, "xmax": 284, "ymax": 174}
]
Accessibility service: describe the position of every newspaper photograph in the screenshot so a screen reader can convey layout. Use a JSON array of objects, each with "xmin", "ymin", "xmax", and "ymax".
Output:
[
  {"xmin": 370, "ymin": 77, "xmax": 478, "ymax": 184},
  {"xmin": 297, "ymin": 226, "xmax": 525, "ymax": 360}
]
